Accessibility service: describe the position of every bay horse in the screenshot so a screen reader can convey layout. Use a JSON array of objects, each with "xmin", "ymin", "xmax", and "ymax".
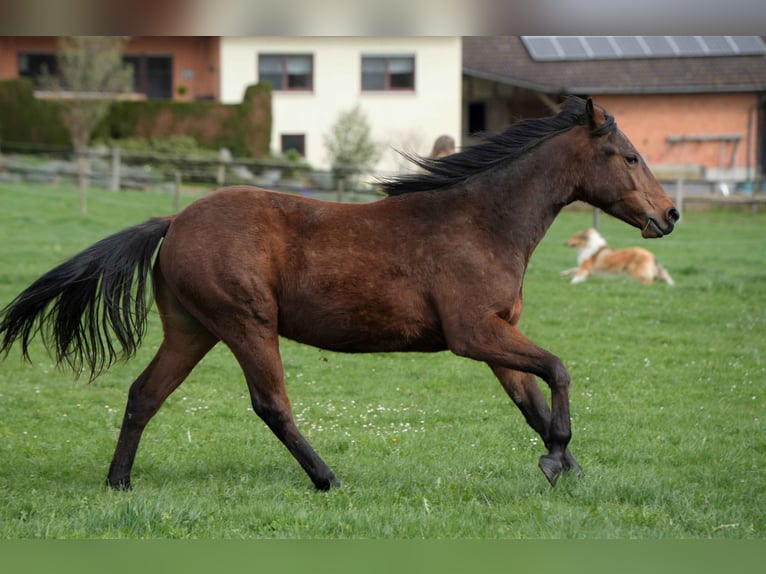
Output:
[{"xmin": 0, "ymin": 97, "xmax": 678, "ymax": 490}]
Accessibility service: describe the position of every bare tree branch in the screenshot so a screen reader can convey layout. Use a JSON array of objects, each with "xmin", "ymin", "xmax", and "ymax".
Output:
[{"xmin": 41, "ymin": 36, "xmax": 134, "ymax": 215}]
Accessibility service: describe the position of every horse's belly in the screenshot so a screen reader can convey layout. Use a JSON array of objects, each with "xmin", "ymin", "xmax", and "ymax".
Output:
[{"xmin": 277, "ymin": 299, "xmax": 446, "ymax": 353}]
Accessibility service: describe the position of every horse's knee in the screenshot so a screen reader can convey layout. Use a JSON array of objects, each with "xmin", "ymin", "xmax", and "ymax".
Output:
[{"xmin": 545, "ymin": 357, "xmax": 570, "ymax": 390}]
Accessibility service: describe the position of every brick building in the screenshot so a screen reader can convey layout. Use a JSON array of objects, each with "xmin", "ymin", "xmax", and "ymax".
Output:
[
  {"xmin": 462, "ymin": 36, "xmax": 766, "ymax": 186},
  {"xmin": 0, "ymin": 36, "xmax": 220, "ymax": 102}
]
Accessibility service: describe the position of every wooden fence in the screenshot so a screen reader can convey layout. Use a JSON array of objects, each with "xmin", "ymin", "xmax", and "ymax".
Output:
[
  {"xmin": 0, "ymin": 145, "xmax": 381, "ymax": 206},
  {"xmin": 1, "ymin": 147, "xmax": 763, "ymax": 214}
]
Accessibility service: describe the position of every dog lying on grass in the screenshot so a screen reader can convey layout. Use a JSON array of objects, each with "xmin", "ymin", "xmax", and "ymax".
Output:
[{"xmin": 561, "ymin": 228, "xmax": 674, "ymax": 285}]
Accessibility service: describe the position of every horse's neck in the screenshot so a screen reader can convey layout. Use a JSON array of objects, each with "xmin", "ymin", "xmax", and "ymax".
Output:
[{"xmin": 484, "ymin": 149, "xmax": 577, "ymax": 254}]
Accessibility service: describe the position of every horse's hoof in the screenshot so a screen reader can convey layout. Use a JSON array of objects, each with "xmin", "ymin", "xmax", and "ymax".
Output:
[
  {"xmin": 539, "ymin": 454, "xmax": 563, "ymax": 487},
  {"xmin": 563, "ymin": 450, "xmax": 583, "ymax": 476},
  {"xmin": 106, "ymin": 477, "xmax": 132, "ymax": 491},
  {"xmin": 313, "ymin": 474, "xmax": 341, "ymax": 491}
]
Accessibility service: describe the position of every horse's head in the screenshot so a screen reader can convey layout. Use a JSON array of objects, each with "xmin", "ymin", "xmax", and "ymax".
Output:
[{"xmin": 576, "ymin": 99, "xmax": 679, "ymax": 238}]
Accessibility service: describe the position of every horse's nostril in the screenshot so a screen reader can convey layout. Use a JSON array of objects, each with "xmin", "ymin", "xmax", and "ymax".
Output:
[{"xmin": 667, "ymin": 207, "xmax": 680, "ymax": 224}]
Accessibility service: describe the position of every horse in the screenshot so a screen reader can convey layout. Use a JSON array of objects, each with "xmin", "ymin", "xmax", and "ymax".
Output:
[{"xmin": 0, "ymin": 97, "xmax": 679, "ymax": 490}]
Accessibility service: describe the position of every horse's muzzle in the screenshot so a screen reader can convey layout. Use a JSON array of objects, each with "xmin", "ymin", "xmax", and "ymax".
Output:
[{"xmin": 642, "ymin": 207, "xmax": 679, "ymax": 238}]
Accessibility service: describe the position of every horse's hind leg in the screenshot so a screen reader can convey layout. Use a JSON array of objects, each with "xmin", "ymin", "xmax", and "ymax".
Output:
[
  {"xmin": 490, "ymin": 366, "xmax": 582, "ymax": 482},
  {"xmin": 107, "ymin": 274, "xmax": 218, "ymax": 489},
  {"xmin": 107, "ymin": 333, "xmax": 216, "ymax": 489},
  {"xmin": 227, "ymin": 330, "xmax": 339, "ymax": 490}
]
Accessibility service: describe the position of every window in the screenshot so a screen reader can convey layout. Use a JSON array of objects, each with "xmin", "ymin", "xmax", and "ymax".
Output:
[
  {"xmin": 123, "ymin": 55, "xmax": 173, "ymax": 99},
  {"xmin": 281, "ymin": 134, "xmax": 306, "ymax": 157},
  {"xmin": 361, "ymin": 55, "xmax": 415, "ymax": 91},
  {"xmin": 468, "ymin": 102, "xmax": 486, "ymax": 134},
  {"xmin": 19, "ymin": 51, "xmax": 172, "ymax": 99},
  {"xmin": 258, "ymin": 54, "xmax": 313, "ymax": 91},
  {"xmin": 18, "ymin": 53, "xmax": 58, "ymax": 85}
]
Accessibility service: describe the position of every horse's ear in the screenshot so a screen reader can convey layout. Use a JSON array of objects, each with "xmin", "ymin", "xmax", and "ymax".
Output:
[
  {"xmin": 585, "ymin": 98, "xmax": 595, "ymax": 124},
  {"xmin": 585, "ymin": 97, "xmax": 607, "ymax": 131}
]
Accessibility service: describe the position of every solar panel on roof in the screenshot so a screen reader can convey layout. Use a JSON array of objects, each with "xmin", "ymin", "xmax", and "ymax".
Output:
[
  {"xmin": 612, "ymin": 36, "xmax": 646, "ymax": 57},
  {"xmin": 642, "ymin": 36, "xmax": 676, "ymax": 57},
  {"xmin": 669, "ymin": 36, "xmax": 707, "ymax": 56},
  {"xmin": 521, "ymin": 36, "xmax": 766, "ymax": 61},
  {"xmin": 729, "ymin": 36, "xmax": 766, "ymax": 54},
  {"xmin": 699, "ymin": 36, "xmax": 735, "ymax": 55},
  {"xmin": 584, "ymin": 36, "xmax": 617, "ymax": 58},
  {"xmin": 522, "ymin": 37, "xmax": 560, "ymax": 60},
  {"xmin": 557, "ymin": 37, "xmax": 589, "ymax": 59}
]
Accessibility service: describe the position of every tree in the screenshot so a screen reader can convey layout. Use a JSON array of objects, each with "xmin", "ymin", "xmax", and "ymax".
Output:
[
  {"xmin": 42, "ymin": 37, "xmax": 134, "ymax": 215},
  {"xmin": 322, "ymin": 104, "xmax": 381, "ymax": 199}
]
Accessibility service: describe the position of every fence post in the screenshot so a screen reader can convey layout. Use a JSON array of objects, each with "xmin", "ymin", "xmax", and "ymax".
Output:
[
  {"xmin": 110, "ymin": 146, "xmax": 121, "ymax": 192},
  {"xmin": 675, "ymin": 177, "xmax": 684, "ymax": 223},
  {"xmin": 592, "ymin": 208, "xmax": 600, "ymax": 230},
  {"xmin": 174, "ymin": 170, "xmax": 182, "ymax": 213},
  {"xmin": 77, "ymin": 149, "xmax": 88, "ymax": 216},
  {"xmin": 217, "ymin": 147, "xmax": 231, "ymax": 188}
]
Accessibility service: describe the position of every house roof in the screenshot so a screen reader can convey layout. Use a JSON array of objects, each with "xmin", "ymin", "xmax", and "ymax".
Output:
[{"xmin": 462, "ymin": 36, "xmax": 766, "ymax": 95}]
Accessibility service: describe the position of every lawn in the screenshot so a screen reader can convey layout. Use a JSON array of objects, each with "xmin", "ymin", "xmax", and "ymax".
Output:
[{"xmin": 0, "ymin": 182, "xmax": 764, "ymax": 539}]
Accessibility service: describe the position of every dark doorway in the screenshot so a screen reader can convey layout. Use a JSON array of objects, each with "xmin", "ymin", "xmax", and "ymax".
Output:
[
  {"xmin": 468, "ymin": 101, "xmax": 487, "ymax": 135},
  {"xmin": 124, "ymin": 55, "xmax": 173, "ymax": 99}
]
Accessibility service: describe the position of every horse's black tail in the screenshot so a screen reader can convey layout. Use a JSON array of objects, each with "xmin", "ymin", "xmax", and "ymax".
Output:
[{"xmin": 0, "ymin": 216, "xmax": 173, "ymax": 381}]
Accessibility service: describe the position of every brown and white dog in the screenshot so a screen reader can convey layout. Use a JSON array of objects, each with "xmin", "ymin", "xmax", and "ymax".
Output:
[{"xmin": 561, "ymin": 228, "xmax": 674, "ymax": 285}]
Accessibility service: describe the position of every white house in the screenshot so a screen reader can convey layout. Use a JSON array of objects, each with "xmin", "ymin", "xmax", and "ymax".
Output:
[{"xmin": 220, "ymin": 37, "xmax": 462, "ymax": 175}]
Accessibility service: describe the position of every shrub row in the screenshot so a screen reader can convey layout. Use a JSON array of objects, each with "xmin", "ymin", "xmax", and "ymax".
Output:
[{"xmin": 0, "ymin": 79, "xmax": 271, "ymax": 158}]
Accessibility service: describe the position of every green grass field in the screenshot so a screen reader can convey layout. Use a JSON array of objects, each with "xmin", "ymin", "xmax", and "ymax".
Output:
[{"xmin": 0, "ymin": 182, "xmax": 764, "ymax": 539}]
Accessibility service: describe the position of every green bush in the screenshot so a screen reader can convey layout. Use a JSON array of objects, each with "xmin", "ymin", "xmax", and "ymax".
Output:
[
  {"xmin": 95, "ymin": 135, "xmax": 216, "ymax": 157},
  {"xmin": 94, "ymin": 135, "xmax": 220, "ymax": 180},
  {"xmin": 0, "ymin": 79, "xmax": 272, "ymax": 159},
  {"xmin": 99, "ymin": 84, "xmax": 272, "ymax": 158},
  {"xmin": 0, "ymin": 79, "xmax": 71, "ymax": 150}
]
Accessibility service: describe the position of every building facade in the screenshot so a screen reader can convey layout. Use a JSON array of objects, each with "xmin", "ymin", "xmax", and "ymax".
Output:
[
  {"xmin": 220, "ymin": 36, "xmax": 462, "ymax": 174},
  {"xmin": 462, "ymin": 36, "xmax": 766, "ymax": 185},
  {"xmin": 0, "ymin": 36, "xmax": 220, "ymax": 102}
]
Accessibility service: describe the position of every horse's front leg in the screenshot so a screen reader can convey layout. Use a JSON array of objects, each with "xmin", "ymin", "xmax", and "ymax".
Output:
[
  {"xmin": 446, "ymin": 316, "xmax": 575, "ymax": 486},
  {"xmin": 489, "ymin": 366, "xmax": 582, "ymax": 480}
]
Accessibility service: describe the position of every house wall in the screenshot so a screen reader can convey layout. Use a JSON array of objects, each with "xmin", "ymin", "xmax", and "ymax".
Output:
[
  {"xmin": 0, "ymin": 37, "xmax": 220, "ymax": 102},
  {"xmin": 0, "ymin": 37, "xmax": 65, "ymax": 81},
  {"xmin": 220, "ymin": 37, "xmax": 462, "ymax": 174},
  {"xmin": 123, "ymin": 36, "xmax": 220, "ymax": 101},
  {"xmin": 461, "ymin": 82, "xmax": 760, "ymax": 182},
  {"xmin": 582, "ymin": 93, "xmax": 759, "ymax": 181}
]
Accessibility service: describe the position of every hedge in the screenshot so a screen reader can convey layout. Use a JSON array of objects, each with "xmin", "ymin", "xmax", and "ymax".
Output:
[
  {"xmin": 0, "ymin": 78, "xmax": 71, "ymax": 150},
  {"xmin": 0, "ymin": 79, "xmax": 271, "ymax": 158}
]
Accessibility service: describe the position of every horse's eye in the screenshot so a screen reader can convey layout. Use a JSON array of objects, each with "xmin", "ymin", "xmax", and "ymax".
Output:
[{"xmin": 625, "ymin": 154, "xmax": 639, "ymax": 166}]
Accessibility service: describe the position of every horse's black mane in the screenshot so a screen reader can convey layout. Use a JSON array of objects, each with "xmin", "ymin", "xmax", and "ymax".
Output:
[{"xmin": 379, "ymin": 96, "xmax": 616, "ymax": 196}]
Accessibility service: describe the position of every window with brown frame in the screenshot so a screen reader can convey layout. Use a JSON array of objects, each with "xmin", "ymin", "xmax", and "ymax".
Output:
[
  {"xmin": 361, "ymin": 55, "xmax": 415, "ymax": 91},
  {"xmin": 123, "ymin": 55, "xmax": 173, "ymax": 99},
  {"xmin": 258, "ymin": 54, "xmax": 313, "ymax": 91}
]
